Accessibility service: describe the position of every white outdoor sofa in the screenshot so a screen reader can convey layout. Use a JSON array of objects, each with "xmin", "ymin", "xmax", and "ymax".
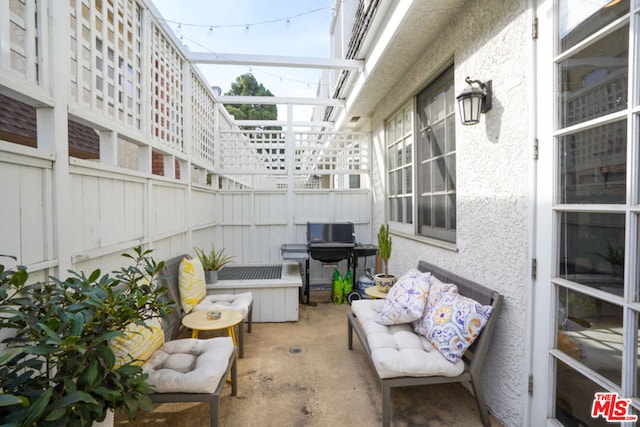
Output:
[{"xmin": 347, "ymin": 261, "xmax": 503, "ymax": 427}]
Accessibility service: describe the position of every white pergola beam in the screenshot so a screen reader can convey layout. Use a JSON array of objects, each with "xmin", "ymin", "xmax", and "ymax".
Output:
[
  {"xmin": 219, "ymin": 96, "xmax": 343, "ymax": 107},
  {"xmin": 234, "ymin": 120, "xmax": 334, "ymax": 127},
  {"xmin": 187, "ymin": 52, "xmax": 363, "ymax": 71}
]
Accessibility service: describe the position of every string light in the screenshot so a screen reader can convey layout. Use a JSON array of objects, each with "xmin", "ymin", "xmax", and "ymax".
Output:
[
  {"xmin": 162, "ymin": 2, "xmax": 355, "ymax": 92},
  {"xmin": 160, "ymin": 5, "xmax": 330, "ymax": 31}
]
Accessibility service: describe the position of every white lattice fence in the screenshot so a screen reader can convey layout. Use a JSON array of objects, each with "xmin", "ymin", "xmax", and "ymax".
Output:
[
  {"xmin": 0, "ymin": 0, "xmax": 44, "ymax": 87},
  {"xmin": 190, "ymin": 73, "xmax": 216, "ymax": 167},
  {"xmin": 70, "ymin": 0, "xmax": 144, "ymax": 130},
  {"xmin": 217, "ymin": 128, "xmax": 370, "ymax": 189},
  {"xmin": 294, "ymin": 131, "xmax": 369, "ymax": 174}
]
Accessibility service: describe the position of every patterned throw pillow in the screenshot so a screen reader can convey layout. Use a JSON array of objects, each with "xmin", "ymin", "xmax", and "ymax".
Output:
[
  {"xmin": 415, "ymin": 286, "xmax": 493, "ymax": 363},
  {"xmin": 178, "ymin": 257, "xmax": 206, "ymax": 314},
  {"xmin": 110, "ymin": 317, "xmax": 164, "ymax": 368},
  {"xmin": 375, "ymin": 269, "xmax": 431, "ymax": 325}
]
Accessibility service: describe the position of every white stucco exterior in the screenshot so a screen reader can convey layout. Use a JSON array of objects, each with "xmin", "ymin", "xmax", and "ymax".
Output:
[{"xmin": 339, "ymin": 0, "xmax": 533, "ymax": 424}]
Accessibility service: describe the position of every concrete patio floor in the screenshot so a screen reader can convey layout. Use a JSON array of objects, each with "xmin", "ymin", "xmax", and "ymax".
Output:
[{"xmin": 115, "ymin": 291, "xmax": 503, "ymax": 427}]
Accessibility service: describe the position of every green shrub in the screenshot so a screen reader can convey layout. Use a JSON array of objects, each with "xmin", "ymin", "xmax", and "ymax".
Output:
[{"xmin": 0, "ymin": 246, "xmax": 175, "ymax": 426}]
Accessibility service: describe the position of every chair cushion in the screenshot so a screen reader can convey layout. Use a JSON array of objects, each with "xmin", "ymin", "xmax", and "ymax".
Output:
[
  {"xmin": 110, "ymin": 317, "xmax": 164, "ymax": 368},
  {"xmin": 414, "ymin": 285, "xmax": 494, "ymax": 363},
  {"xmin": 178, "ymin": 257, "xmax": 207, "ymax": 314},
  {"xmin": 351, "ymin": 300, "xmax": 463, "ymax": 379},
  {"xmin": 143, "ymin": 336, "xmax": 234, "ymax": 394},
  {"xmin": 193, "ymin": 292, "xmax": 253, "ymax": 317},
  {"xmin": 375, "ymin": 269, "xmax": 431, "ymax": 325}
]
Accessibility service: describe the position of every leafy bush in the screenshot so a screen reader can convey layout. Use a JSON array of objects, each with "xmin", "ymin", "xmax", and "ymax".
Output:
[{"xmin": 0, "ymin": 246, "xmax": 175, "ymax": 426}]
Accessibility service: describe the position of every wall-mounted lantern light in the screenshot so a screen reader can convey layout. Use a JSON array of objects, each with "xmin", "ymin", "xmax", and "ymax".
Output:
[{"xmin": 456, "ymin": 77, "xmax": 492, "ymax": 125}]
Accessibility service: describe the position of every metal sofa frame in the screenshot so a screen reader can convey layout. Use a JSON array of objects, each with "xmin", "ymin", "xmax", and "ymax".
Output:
[{"xmin": 347, "ymin": 260, "xmax": 504, "ymax": 427}]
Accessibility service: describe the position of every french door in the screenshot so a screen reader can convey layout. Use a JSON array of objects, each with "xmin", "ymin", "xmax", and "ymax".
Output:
[{"xmin": 533, "ymin": 0, "xmax": 640, "ymax": 425}]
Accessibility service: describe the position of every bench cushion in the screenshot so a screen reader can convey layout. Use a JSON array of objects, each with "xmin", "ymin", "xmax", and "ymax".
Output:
[
  {"xmin": 193, "ymin": 292, "xmax": 253, "ymax": 317},
  {"xmin": 143, "ymin": 336, "xmax": 234, "ymax": 394},
  {"xmin": 351, "ymin": 299, "xmax": 464, "ymax": 379},
  {"xmin": 375, "ymin": 269, "xmax": 431, "ymax": 325}
]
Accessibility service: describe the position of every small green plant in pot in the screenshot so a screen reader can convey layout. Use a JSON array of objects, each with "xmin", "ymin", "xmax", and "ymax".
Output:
[
  {"xmin": 194, "ymin": 243, "xmax": 234, "ymax": 284},
  {"xmin": 375, "ymin": 224, "xmax": 397, "ymax": 293}
]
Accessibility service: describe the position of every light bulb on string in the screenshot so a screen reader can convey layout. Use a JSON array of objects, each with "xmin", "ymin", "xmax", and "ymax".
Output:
[
  {"xmin": 244, "ymin": 24, "xmax": 250, "ymax": 34},
  {"xmin": 208, "ymin": 26, "xmax": 213, "ymax": 36}
]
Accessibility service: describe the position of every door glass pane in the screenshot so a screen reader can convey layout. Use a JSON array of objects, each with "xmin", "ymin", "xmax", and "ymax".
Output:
[
  {"xmin": 559, "ymin": 212, "xmax": 625, "ymax": 294},
  {"xmin": 555, "ymin": 359, "xmax": 622, "ymax": 427},
  {"xmin": 558, "ymin": 286, "xmax": 622, "ymax": 385},
  {"xmin": 559, "ymin": 120, "xmax": 627, "ymax": 204},
  {"xmin": 558, "ymin": 25, "xmax": 628, "ymax": 127},
  {"xmin": 559, "ymin": 0, "xmax": 629, "ymax": 52},
  {"xmin": 636, "ymin": 310, "xmax": 640, "ymax": 397}
]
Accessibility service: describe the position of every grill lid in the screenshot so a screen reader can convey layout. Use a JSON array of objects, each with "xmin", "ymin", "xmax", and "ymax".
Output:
[{"xmin": 306, "ymin": 222, "xmax": 355, "ymax": 245}]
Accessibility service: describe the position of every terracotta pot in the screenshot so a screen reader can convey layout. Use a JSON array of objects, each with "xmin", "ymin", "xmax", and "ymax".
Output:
[{"xmin": 374, "ymin": 273, "xmax": 397, "ymax": 293}]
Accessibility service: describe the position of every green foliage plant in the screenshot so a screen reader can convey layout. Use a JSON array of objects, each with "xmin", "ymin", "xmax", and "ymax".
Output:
[
  {"xmin": 0, "ymin": 246, "xmax": 174, "ymax": 426},
  {"xmin": 377, "ymin": 224, "xmax": 392, "ymax": 276},
  {"xmin": 194, "ymin": 244, "xmax": 234, "ymax": 271}
]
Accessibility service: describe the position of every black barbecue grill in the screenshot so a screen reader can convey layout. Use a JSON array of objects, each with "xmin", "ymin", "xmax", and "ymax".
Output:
[
  {"xmin": 306, "ymin": 222, "xmax": 356, "ymax": 263},
  {"xmin": 281, "ymin": 222, "xmax": 377, "ymax": 304}
]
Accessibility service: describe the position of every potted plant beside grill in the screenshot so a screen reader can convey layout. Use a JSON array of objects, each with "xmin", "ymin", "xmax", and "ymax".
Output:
[
  {"xmin": 375, "ymin": 224, "xmax": 397, "ymax": 293},
  {"xmin": 195, "ymin": 244, "xmax": 234, "ymax": 284}
]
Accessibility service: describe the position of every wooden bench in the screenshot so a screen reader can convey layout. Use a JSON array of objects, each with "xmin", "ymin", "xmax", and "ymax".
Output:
[{"xmin": 347, "ymin": 261, "xmax": 503, "ymax": 426}]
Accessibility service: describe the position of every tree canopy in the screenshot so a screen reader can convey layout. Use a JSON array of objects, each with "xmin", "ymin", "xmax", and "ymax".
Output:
[{"xmin": 224, "ymin": 73, "xmax": 278, "ymax": 123}]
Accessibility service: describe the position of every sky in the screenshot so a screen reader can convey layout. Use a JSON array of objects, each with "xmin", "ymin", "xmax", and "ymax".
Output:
[{"xmin": 149, "ymin": 0, "xmax": 336, "ymax": 121}]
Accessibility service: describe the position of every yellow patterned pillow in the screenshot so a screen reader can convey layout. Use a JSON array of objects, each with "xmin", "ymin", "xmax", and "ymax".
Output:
[
  {"xmin": 110, "ymin": 317, "xmax": 164, "ymax": 368},
  {"xmin": 178, "ymin": 256, "xmax": 206, "ymax": 314}
]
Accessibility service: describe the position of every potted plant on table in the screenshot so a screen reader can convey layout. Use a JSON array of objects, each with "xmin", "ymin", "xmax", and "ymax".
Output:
[
  {"xmin": 194, "ymin": 243, "xmax": 234, "ymax": 284},
  {"xmin": 375, "ymin": 224, "xmax": 397, "ymax": 293}
]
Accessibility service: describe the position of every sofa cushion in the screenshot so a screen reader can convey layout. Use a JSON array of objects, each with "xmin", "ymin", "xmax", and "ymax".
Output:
[
  {"xmin": 375, "ymin": 269, "xmax": 431, "ymax": 325},
  {"xmin": 143, "ymin": 336, "xmax": 234, "ymax": 394},
  {"xmin": 178, "ymin": 257, "xmax": 207, "ymax": 314},
  {"xmin": 415, "ymin": 287, "xmax": 494, "ymax": 363},
  {"xmin": 352, "ymin": 300, "xmax": 464, "ymax": 378},
  {"xmin": 193, "ymin": 292, "xmax": 253, "ymax": 317},
  {"xmin": 110, "ymin": 317, "xmax": 164, "ymax": 368}
]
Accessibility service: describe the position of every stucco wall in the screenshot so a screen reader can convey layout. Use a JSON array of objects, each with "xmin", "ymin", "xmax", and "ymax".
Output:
[{"xmin": 369, "ymin": 1, "xmax": 531, "ymax": 425}]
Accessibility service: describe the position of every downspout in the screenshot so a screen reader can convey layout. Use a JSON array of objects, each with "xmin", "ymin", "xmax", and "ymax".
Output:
[{"xmin": 524, "ymin": 0, "xmax": 538, "ymax": 424}]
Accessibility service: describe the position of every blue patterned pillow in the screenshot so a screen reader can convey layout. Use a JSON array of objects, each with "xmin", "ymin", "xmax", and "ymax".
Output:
[
  {"xmin": 415, "ymin": 286, "xmax": 493, "ymax": 363},
  {"xmin": 375, "ymin": 269, "xmax": 431, "ymax": 325}
]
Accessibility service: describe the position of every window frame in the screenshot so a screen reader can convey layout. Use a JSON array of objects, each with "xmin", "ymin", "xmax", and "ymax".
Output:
[{"xmin": 385, "ymin": 65, "xmax": 457, "ymax": 244}]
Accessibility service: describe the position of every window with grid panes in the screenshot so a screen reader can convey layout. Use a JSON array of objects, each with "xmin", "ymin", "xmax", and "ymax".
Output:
[
  {"xmin": 386, "ymin": 104, "xmax": 413, "ymax": 229},
  {"xmin": 416, "ymin": 66, "xmax": 456, "ymax": 242}
]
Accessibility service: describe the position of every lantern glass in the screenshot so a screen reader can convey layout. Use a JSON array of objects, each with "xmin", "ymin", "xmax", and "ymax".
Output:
[{"xmin": 457, "ymin": 90, "xmax": 483, "ymax": 125}]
